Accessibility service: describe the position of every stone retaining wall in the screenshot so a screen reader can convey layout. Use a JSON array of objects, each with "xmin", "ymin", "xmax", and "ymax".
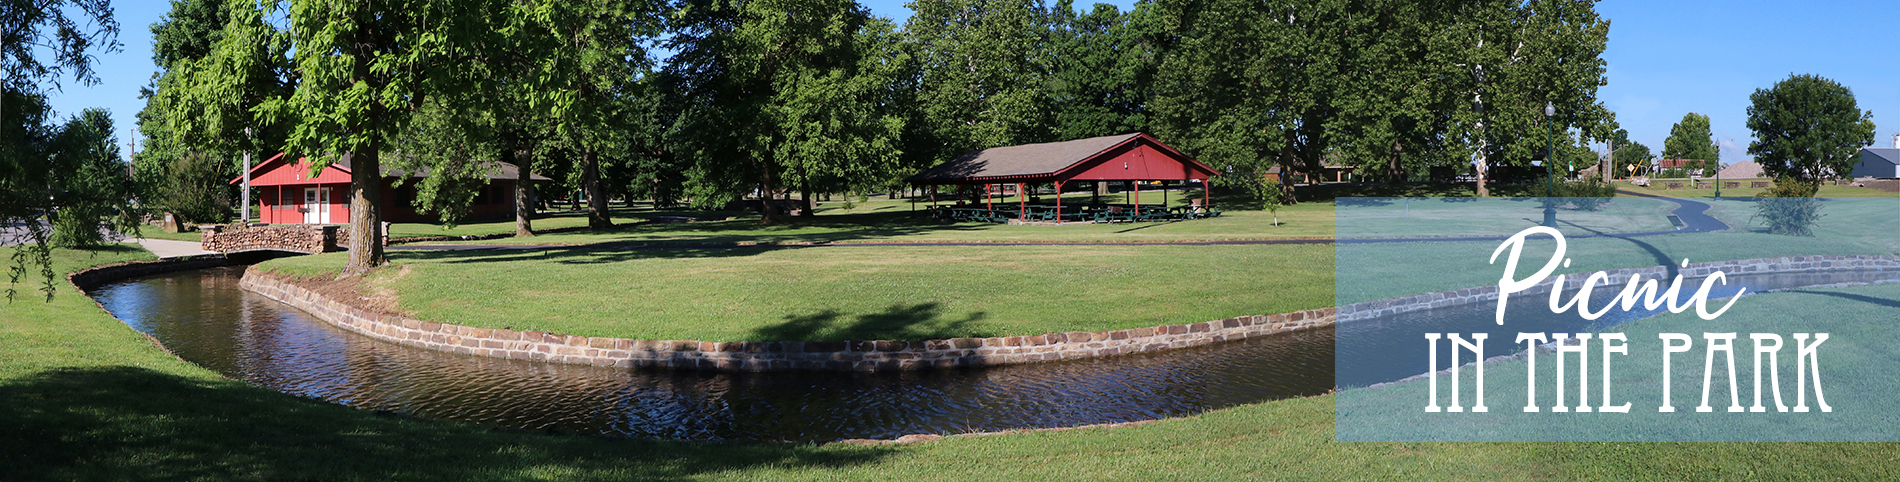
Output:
[
  {"xmin": 238, "ymin": 268, "xmax": 1335, "ymax": 372},
  {"xmin": 1336, "ymin": 255, "xmax": 1900, "ymax": 323}
]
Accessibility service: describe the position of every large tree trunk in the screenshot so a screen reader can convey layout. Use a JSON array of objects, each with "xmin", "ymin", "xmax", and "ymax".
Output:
[
  {"xmin": 344, "ymin": 147, "xmax": 385, "ymax": 276},
  {"xmin": 583, "ymin": 149, "xmax": 611, "ymax": 229},
  {"xmin": 797, "ymin": 168, "xmax": 815, "ymax": 217},
  {"xmin": 508, "ymin": 134, "xmax": 536, "ymax": 237},
  {"xmin": 757, "ymin": 162, "xmax": 782, "ymax": 224},
  {"xmin": 1386, "ymin": 140, "xmax": 1405, "ymax": 186}
]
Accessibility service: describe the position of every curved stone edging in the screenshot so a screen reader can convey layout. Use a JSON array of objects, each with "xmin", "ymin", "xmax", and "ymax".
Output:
[
  {"xmin": 1335, "ymin": 255, "xmax": 1900, "ymax": 323},
  {"xmin": 237, "ymin": 267, "xmax": 1335, "ymax": 372}
]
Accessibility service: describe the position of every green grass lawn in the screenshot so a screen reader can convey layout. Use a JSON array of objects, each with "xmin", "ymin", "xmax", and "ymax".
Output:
[
  {"xmin": 8, "ymin": 246, "xmax": 1899, "ymax": 480},
  {"xmin": 258, "ymin": 243, "xmax": 1336, "ymax": 342}
]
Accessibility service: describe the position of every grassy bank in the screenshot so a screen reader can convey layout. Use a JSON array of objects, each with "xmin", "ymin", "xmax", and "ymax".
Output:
[
  {"xmin": 257, "ymin": 243, "xmax": 1336, "ymax": 342},
  {"xmin": 6, "ymin": 247, "xmax": 1898, "ymax": 480}
]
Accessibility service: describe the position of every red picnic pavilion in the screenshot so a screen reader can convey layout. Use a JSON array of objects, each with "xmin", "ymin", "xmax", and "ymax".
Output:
[{"xmin": 904, "ymin": 133, "xmax": 1220, "ymax": 223}]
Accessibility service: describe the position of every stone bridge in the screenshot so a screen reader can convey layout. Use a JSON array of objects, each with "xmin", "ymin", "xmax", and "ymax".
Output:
[{"xmin": 200, "ymin": 224, "xmax": 384, "ymax": 255}]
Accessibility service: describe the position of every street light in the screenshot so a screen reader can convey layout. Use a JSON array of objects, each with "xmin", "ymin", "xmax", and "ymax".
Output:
[
  {"xmin": 1714, "ymin": 138, "xmax": 1723, "ymax": 199},
  {"xmin": 1542, "ymin": 101, "xmax": 1557, "ymax": 227}
]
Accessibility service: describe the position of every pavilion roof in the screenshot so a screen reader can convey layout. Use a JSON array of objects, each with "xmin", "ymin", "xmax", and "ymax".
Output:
[{"xmin": 905, "ymin": 133, "xmax": 1215, "ymax": 184}]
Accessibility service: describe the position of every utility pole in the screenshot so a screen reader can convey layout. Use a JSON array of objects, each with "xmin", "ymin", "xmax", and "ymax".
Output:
[{"xmin": 241, "ymin": 127, "xmax": 252, "ymax": 226}]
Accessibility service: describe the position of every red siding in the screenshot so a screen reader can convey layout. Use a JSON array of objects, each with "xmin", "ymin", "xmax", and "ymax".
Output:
[
  {"xmin": 241, "ymin": 153, "xmax": 519, "ymax": 225},
  {"xmin": 1060, "ymin": 140, "xmax": 1213, "ymax": 181}
]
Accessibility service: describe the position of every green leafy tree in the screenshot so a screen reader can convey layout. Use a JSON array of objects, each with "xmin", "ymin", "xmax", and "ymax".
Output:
[
  {"xmin": 906, "ymin": 0, "xmax": 1054, "ymax": 162},
  {"xmin": 3, "ymin": 0, "xmax": 123, "ymax": 300},
  {"xmin": 1046, "ymin": 1, "xmax": 1155, "ymax": 140},
  {"xmin": 670, "ymin": 0, "xmax": 909, "ymax": 222},
  {"xmin": 261, "ymin": 0, "xmax": 492, "ymax": 275},
  {"xmin": 46, "ymin": 109, "xmax": 137, "ymax": 247},
  {"xmin": 138, "ymin": 0, "xmax": 294, "ymax": 224},
  {"xmin": 1662, "ymin": 112, "xmax": 1716, "ymax": 174},
  {"xmin": 1745, "ymin": 73, "xmax": 1875, "ymax": 184},
  {"xmin": 1611, "ymin": 140, "xmax": 1651, "ymax": 177},
  {"xmin": 1438, "ymin": 0, "xmax": 1615, "ymax": 197}
]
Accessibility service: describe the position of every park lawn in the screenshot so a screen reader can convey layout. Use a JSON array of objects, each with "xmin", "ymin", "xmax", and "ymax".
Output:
[
  {"xmin": 449, "ymin": 192, "xmax": 1340, "ymax": 246},
  {"xmin": 257, "ymin": 243, "xmax": 1336, "ymax": 342},
  {"xmin": 7, "ymin": 247, "xmax": 1900, "ymax": 480}
]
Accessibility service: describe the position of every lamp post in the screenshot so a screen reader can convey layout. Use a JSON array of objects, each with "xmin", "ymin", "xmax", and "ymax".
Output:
[
  {"xmin": 1714, "ymin": 138, "xmax": 1723, "ymax": 199},
  {"xmin": 1542, "ymin": 101, "xmax": 1557, "ymax": 227}
]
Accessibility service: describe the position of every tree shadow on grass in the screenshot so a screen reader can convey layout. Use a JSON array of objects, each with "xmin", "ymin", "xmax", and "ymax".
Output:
[
  {"xmin": 0, "ymin": 365, "xmax": 893, "ymax": 482},
  {"xmin": 384, "ymin": 244, "xmax": 808, "ymax": 266},
  {"xmin": 753, "ymin": 303, "xmax": 993, "ymax": 342}
]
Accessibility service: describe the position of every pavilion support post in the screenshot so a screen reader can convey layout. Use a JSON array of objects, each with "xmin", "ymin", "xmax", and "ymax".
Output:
[
  {"xmin": 1018, "ymin": 183, "xmax": 1026, "ymax": 221},
  {"xmin": 1133, "ymin": 180, "xmax": 1140, "ymax": 217},
  {"xmin": 1055, "ymin": 181, "xmax": 1063, "ymax": 224},
  {"xmin": 985, "ymin": 183, "xmax": 991, "ymax": 210}
]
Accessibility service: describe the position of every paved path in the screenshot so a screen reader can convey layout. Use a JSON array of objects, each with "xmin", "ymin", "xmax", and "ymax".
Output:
[
  {"xmin": 388, "ymin": 195, "xmax": 1730, "ymax": 253},
  {"xmin": 133, "ymin": 238, "xmax": 219, "ymax": 258}
]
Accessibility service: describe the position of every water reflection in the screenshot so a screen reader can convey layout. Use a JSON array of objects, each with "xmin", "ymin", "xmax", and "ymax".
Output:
[{"xmin": 92, "ymin": 266, "xmax": 1333, "ymax": 442}]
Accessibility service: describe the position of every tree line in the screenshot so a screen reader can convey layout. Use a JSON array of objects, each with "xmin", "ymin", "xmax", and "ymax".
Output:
[{"xmin": 130, "ymin": 0, "xmax": 1623, "ymax": 274}]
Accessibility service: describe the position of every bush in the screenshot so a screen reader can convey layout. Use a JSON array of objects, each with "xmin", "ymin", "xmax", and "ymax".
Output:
[
  {"xmin": 1752, "ymin": 177, "xmax": 1822, "ymax": 236},
  {"xmin": 1557, "ymin": 176, "xmax": 1615, "ymax": 211}
]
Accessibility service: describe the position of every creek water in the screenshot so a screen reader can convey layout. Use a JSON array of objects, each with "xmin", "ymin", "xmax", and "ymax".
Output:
[
  {"xmin": 91, "ymin": 264, "xmax": 1897, "ymax": 442},
  {"xmin": 90, "ymin": 265, "xmax": 1332, "ymax": 442}
]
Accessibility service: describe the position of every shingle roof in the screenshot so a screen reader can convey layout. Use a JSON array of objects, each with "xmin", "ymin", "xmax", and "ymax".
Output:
[
  {"xmin": 906, "ymin": 133, "xmax": 1144, "ymax": 182},
  {"xmin": 337, "ymin": 157, "xmax": 552, "ymax": 182}
]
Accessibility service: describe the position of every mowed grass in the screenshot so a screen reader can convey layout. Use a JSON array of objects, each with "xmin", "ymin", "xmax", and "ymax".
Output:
[
  {"xmin": 8, "ymin": 248, "xmax": 1900, "ymax": 480},
  {"xmin": 259, "ymin": 243, "xmax": 1335, "ymax": 342},
  {"xmin": 453, "ymin": 192, "xmax": 1342, "ymax": 246}
]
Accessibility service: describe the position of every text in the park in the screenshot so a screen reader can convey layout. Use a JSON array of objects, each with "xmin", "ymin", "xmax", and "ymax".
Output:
[{"xmin": 1422, "ymin": 227, "xmax": 1830, "ymax": 415}]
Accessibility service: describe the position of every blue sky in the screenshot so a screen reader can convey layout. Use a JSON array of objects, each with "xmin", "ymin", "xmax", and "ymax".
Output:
[{"xmin": 43, "ymin": 0, "xmax": 1897, "ymax": 163}]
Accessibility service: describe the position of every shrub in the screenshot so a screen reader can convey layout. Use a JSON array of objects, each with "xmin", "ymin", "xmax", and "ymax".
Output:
[{"xmin": 1752, "ymin": 177, "xmax": 1822, "ymax": 236}]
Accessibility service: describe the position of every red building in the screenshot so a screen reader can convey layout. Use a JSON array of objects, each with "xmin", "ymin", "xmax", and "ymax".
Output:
[{"xmin": 234, "ymin": 153, "xmax": 550, "ymax": 224}]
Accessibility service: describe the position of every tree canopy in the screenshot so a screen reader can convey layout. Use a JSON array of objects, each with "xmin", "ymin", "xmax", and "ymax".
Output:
[
  {"xmin": 1746, "ymin": 73, "xmax": 1875, "ymax": 184},
  {"xmin": 1662, "ymin": 112, "xmax": 1716, "ymax": 173}
]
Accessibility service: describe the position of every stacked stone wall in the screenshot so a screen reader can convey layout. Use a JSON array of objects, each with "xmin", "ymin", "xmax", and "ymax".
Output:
[
  {"xmin": 201, "ymin": 224, "xmax": 337, "ymax": 254},
  {"xmin": 239, "ymin": 268, "xmax": 1334, "ymax": 372}
]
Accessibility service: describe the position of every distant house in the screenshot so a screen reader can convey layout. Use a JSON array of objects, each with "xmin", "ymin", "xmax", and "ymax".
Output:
[
  {"xmin": 233, "ymin": 153, "xmax": 551, "ymax": 224},
  {"xmin": 1655, "ymin": 158, "xmax": 1713, "ymax": 177},
  {"xmin": 1715, "ymin": 161, "xmax": 1765, "ymax": 179},
  {"xmin": 1854, "ymin": 136, "xmax": 1900, "ymax": 179}
]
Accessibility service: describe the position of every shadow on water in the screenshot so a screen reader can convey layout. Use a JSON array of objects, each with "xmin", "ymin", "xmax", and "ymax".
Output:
[
  {"xmin": 0, "ymin": 365, "xmax": 894, "ymax": 481},
  {"xmin": 756, "ymin": 303, "xmax": 994, "ymax": 342}
]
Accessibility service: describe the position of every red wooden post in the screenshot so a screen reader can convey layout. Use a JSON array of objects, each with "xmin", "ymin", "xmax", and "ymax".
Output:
[
  {"xmin": 985, "ymin": 183, "xmax": 991, "ymax": 210},
  {"xmin": 1132, "ymin": 180, "xmax": 1140, "ymax": 217},
  {"xmin": 1202, "ymin": 181, "xmax": 1209, "ymax": 215},
  {"xmin": 1018, "ymin": 183, "xmax": 1026, "ymax": 220},
  {"xmin": 1054, "ymin": 181, "xmax": 1063, "ymax": 224}
]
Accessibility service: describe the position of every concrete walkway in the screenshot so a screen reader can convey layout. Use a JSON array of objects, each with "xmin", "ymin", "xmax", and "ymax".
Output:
[{"xmin": 133, "ymin": 238, "xmax": 219, "ymax": 258}]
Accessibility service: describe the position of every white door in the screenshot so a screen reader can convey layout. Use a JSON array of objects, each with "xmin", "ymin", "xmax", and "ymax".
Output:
[{"xmin": 303, "ymin": 187, "xmax": 329, "ymax": 224}]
